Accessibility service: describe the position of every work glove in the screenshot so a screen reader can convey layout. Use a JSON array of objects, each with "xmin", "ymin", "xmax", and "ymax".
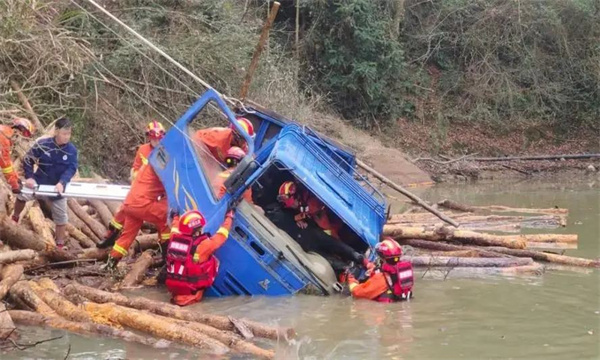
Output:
[{"xmin": 225, "ymin": 209, "xmax": 235, "ymax": 220}]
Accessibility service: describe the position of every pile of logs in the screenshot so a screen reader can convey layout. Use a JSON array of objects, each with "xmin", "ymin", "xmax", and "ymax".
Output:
[{"xmin": 385, "ymin": 199, "xmax": 599, "ymax": 277}]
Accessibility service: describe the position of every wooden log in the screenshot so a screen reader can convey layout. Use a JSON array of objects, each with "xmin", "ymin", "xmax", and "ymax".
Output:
[
  {"xmin": 29, "ymin": 281, "xmax": 92, "ymax": 323},
  {"xmin": 83, "ymin": 302, "xmax": 230, "ymax": 354},
  {"xmin": 163, "ymin": 315, "xmax": 274, "ymax": 359},
  {"xmin": 486, "ymin": 247, "xmax": 600, "ymax": 268},
  {"xmin": 437, "ymin": 199, "xmax": 476, "ymax": 212},
  {"xmin": 66, "ymin": 223, "xmax": 95, "ymax": 248},
  {"xmin": 64, "ymin": 283, "xmax": 295, "ymax": 340},
  {"xmin": 88, "ymin": 199, "xmax": 113, "ymax": 228},
  {"xmin": 27, "ymin": 205, "xmax": 55, "ymax": 246},
  {"xmin": 68, "ymin": 199, "xmax": 106, "ymax": 239},
  {"xmin": 78, "ymin": 248, "xmax": 109, "ymax": 261},
  {"xmin": 120, "ymin": 250, "xmax": 154, "ymax": 289},
  {"xmin": 104, "ymin": 201, "xmax": 121, "ymax": 216},
  {"xmin": 520, "ymin": 234, "xmax": 577, "ymax": 244},
  {"xmin": 134, "ymin": 234, "xmax": 160, "ymax": 253},
  {"xmin": 0, "ymin": 215, "xmax": 48, "ymax": 251},
  {"xmin": 422, "ymin": 263, "xmax": 545, "ymax": 278},
  {"xmin": 404, "ymin": 256, "xmax": 534, "ymax": 267},
  {"xmin": 68, "ymin": 207, "xmax": 101, "ymax": 243},
  {"xmin": 429, "ymin": 250, "xmax": 484, "ymax": 258},
  {"xmin": 398, "ymin": 239, "xmax": 510, "ymax": 258},
  {"xmin": 526, "ymin": 242, "xmax": 576, "ymax": 250},
  {"xmin": 383, "ymin": 225, "xmax": 527, "ymax": 249},
  {"xmin": 0, "ymin": 249, "xmax": 37, "ymax": 265},
  {"xmin": 0, "ymin": 264, "xmax": 23, "ymax": 300},
  {"xmin": 0, "ymin": 184, "xmax": 10, "ymax": 216},
  {"xmin": 357, "ymin": 159, "xmax": 459, "ymax": 227},
  {"xmin": 8, "ymin": 310, "xmax": 171, "ymax": 348},
  {"xmin": 9, "ymin": 281, "xmax": 57, "ymax": 316},
  {"xmin": 0, "ymin": 303, "xmax": 16, "ymax": 339},
  {"xmin": 37, "ymin": 277, "xmax": 60, "ymax": 292}
]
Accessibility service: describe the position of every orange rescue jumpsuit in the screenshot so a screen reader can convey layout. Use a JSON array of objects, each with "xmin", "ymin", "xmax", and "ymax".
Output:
[
  {"xmin": 215, "ymin": 169, "xmax": 253, "ymax": 203},
  {"xmin": 0, "ymin": 126, "xmax": 20, "ymax": 191},
  {"xmin": 194, "ymin": 127, "xmax": 247, "ymax": 163},
  {"xmin": 110, "ymin": 143, "xmax": 154, "ymax": 232},
  {"xmin": 297, "ymin": 191, "xmax": 342, "ymax": 239},
  {"xmin": 348, "ymin": 273, "xmax": 389, "ymax": 300},
  {"xmin": 169, "ymin": 213, "xmax": 233, "ymax": 305},
  {"xmin": 110, "ymin": 164, "xmax": 170, "ymax": 259}
]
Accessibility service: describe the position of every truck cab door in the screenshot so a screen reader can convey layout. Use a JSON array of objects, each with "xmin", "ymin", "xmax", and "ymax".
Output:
[{"xmin": 149, "ymin": 89, "xmax": 255, "ymax": 233}]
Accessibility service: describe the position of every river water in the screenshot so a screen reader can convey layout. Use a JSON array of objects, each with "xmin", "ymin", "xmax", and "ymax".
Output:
[{"xmin": 4, "ymin": 178, "xmax": 599, "ymax": 360}]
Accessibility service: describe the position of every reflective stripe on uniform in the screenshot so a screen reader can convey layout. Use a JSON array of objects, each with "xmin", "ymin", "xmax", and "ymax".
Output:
[
  {"xmin": 193, "ymin": 253, "xmax": 200, "ymax": 262},
  {"xmin": 348, "ymin": 282, "xmax": 358, "ymax": 291},
  {"xmin": 141, "ymin": 154, "xmax": 148, "ymax": 165},
  {"xmin": 1, "ymin": 165, "xmax": 13, "ymax": 174},
  {"xmin": 216, "ymin": 227, "xmax": 229, "ymax": 238},
  {"xmin": 160, "ymin": 232, "xmax": 171, "ymax": 240},
  {"xmin": 110, "ymin": 219, "xmax": 123, "ymax": 230},
  {"xmin": 324, "ymin": 229, "xmax": 332, "ymax": 236},
  {"xmin": 112, "ymin": 244, "xmax": 128, "ymax": 256}
]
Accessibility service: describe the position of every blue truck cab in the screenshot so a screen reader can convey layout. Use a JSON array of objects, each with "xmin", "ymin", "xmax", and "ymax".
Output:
[{"xmin": 150, "ymin": 89, "xmax": 387, "ymax": 296}]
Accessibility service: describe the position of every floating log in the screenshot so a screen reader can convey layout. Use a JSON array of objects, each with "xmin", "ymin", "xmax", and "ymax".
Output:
[
  {"xmin": 9, "ymin": 310, "xmax": 171, "ymax": 348},
  {"xmin": 9, "ymin": 281, "xmax": 57, "ymax": 316},
  {"xmin": 88, "ymin": 199, "xmax": 113, "ymax": 228},
  {"xmin": 64, "ymin": 283, "xmax": 295, "ymax": 340},
  {"xmin": 0, "ymin": 303, "xmax": 16, "ymax": 339},
  {"xmin": 27, "ymin": 205, "xmax": 55, "ymax": 246},
  {"xmin": 404, "ymin": 256, "xmax": 534, "ymax": 268},
  {"xmin": 166, "ymin": 315, "xmax": 274, "ymax": 359},
  {"xmin": 437, "ymin": 200, "xmax": 568, "ymax": 215},
  {"xmin": 399, "ymin": 239, "xmax": 510, "ymax": 258},
  {"xmin": 68, "ymin": 199, "xmax": 106, "ymax": 239},
  {"xmin": 421, "ymin": 263, "xmax": 545, "ymax": 278},
  {"xmin": 0, "ymin": 264, "xmax": 23, "ymax": 300},
  {"xmin": 526, "ymin": 242, "xmax": 576, "ymax": 250},
  {"xmin": 485, "ymin": 247, "xmax": 600, "ymax": 268},
  {"xmin": 120, "ymin": 250, "xmax": 154, "ymax": 289},
  {"xmin": 29, "ymin": 281, "xmax": 92, "ymax": 323},
  {"xmin": 0, "ymin": 249, "xmax": 37, "ymax": 265},
  {"xmin": 83, "ymin": 302, "xmax": 230, "ymax": 354},
  {"xmin": 383, "ymin": 225, "xmax": 527, "ymax": 249}
]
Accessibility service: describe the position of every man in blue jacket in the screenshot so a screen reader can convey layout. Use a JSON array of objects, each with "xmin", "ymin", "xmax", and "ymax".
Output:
[{"xmin": 12, "ymin": 117, "xmax": 78, "ymax": 249}]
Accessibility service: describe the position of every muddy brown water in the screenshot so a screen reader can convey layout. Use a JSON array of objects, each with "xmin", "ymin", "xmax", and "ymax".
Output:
[{"xmin": 3, "ymin": 178, "xmax": 599, "ymax": 359}]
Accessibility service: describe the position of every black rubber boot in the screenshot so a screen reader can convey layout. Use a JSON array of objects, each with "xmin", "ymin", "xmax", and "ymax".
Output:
[{"xmin": 96, "ymin": 225, "xmax": 120, "ymax": 249}]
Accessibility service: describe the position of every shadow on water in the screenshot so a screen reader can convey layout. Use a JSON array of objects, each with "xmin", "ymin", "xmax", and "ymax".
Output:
[{"xmin": 2, "ymin": 179, "xmax": 599, "ymax": 359}]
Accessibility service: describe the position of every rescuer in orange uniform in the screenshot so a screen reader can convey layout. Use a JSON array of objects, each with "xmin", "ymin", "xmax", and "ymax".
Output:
[
  {"xmin": 106, "ymin": 162, "xmax": 170, "ymax": 269},
  {"xmin": 97, "ymin": 121, "xmax": 166, "ymax": 250},
  {"xmin": 166, "ymin": 209, "xmax": 234, "ymax": 306},
  {"xmin": 347, "ymin": 238, "xmax": 414, "ymax": 302},
  {"xmin": 214, "ymin": 146, "xmax": 253, "ymax": 203},
  {"xmin": 0, "ymin": 118, "xmax": 35, "ymax": 196},
  {"xmin": 194, "ymin": 117, "xmax": 255, "ymax": 163},
  {"xmin": 277, "ymin": 181, "xmax": 342, "ymax": 239}
]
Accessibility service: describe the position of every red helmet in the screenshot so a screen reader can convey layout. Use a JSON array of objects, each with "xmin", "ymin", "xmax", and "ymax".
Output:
[
  {"xmin": 178, "ymin": 210, "xmax": 206, "ymax": 236},
  {"xmin": 12, "ymin": 117, "xmax": 34, "ymax": 138},
  {"xmin": 146, "ymin": 120, "xmax": 165, "ymax": 140},
  {"xmin": 225, "ymin": 146, "xmax": 246, "ymax": 167},
  {"xmin": 277, "ymin": 181, "xmax": 298, "ymax": 208},
  {"xmin": 231, "ymin": 117, "xmax": 255, "ymax": 140},
  {"xmin": 375, "ymin": 237, "xmax": 402, "ymax": 260}
]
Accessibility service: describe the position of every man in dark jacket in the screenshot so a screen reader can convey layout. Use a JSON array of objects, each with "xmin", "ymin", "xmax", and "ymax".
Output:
[{"xmin": 12, "ymin": 117, "xmax": 78, "ymax": 248}]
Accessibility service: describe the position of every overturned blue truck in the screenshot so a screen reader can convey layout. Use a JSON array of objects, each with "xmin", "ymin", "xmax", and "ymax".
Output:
[{"xmin": 150, "ymin": 89, "xmax": 388, "ymax": 297}]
